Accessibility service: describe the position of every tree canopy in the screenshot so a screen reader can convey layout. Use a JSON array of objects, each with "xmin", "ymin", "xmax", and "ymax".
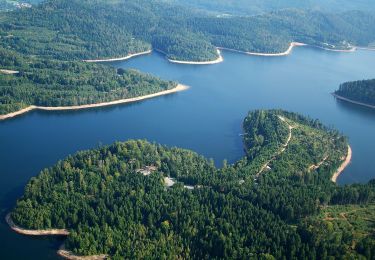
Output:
[{"xmin": 335, "ymin": 79, "xmax": 375, "ymax": 107}]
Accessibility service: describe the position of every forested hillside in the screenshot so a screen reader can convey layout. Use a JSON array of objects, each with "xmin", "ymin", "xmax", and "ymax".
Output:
[
  {"xmin": 0, "ymin": 46, "xmax": 176, "ymax": 115},
  {"xmin": 167, "ymin": 0, "xmax": 375, "ymax": 15},
  {"xmin": 334, "ymin": 79, "xmax": 375, "ymax": 107},
  {"xmin": 242, "ymin": 110, "xmax": 348, "ymax": 181},
  {"xmin": 2, "ymin": 0, "xmax": 375, "ymax": 115},
  {"xmin": 11, "ymin": 110, "xmax": 375, "ymax": 259},
  {"xmin": 0, "ymin": 0, "xmax": 180, "ymax": 116},
  {"xmin": 1, "ymin": 0, "xmax": 375, "ymax": 61},
  {"xmin": 0, "ymin": 0, "xmax": 13, "ymax": 11}
]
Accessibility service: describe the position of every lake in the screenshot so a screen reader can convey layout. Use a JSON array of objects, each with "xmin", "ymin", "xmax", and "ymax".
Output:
[{"xmin": 0, "ymin": 46, "xmax": 374, "ymax": 259}]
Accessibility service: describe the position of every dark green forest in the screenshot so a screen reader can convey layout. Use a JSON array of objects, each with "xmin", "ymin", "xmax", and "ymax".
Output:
[
  {"xmin": 167, "ymin": 0, "xmax": 375, "ymax": 15},
  {"xmin": 334, "ymin": 79, "xmax": 375, "ymax": 106},
  {"xmin": 11, "ymin": 110, "xmax": 375, "ymax": 259},
  {"xmin": 0, "ymin": 46, "xmax": 176, "ymax": 115},
  {"xmin": 1, "ymin": 0, "xmax": 375, "ymax": 115},
  {"xmin": 2, "ymin": 0, "xmax": 375, "ymax": 60},
  {"xmin": 0, "ymin": 1, "xmax": 12, "ymax": 11}
]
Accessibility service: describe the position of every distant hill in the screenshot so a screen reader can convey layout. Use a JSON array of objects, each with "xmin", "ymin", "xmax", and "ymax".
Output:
[
  {"xmin": 166, "ymin": 0, "xmax": 375, "ymax": 15},
  {"xmin": 2, "ymin": 0, "xmax": 375, "ymax": 115},
  {"xmin": 2, "ymin": 0, "xmax": 375, "ymax": 61}
]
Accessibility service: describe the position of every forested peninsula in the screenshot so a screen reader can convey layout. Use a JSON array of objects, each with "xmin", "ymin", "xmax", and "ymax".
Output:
[
  {"xmin": 333, "ymin": 79, "xmax": 375, "ymax": 108},
  {"xmin": 10, "ymin": 110, "xmax": 375, "ymax": 259}
]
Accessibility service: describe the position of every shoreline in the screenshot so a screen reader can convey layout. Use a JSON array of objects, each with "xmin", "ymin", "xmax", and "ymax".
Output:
[
  {"xmin": 331, "ymin": 145, "xmax": 352, "ymax": 183},
  {"xmin": 58, "ymin": 245, "xmax": 107, "ymax": 260},
  {"xmin": 0, "ymin": 84, "xmax": 189, "ymax": 121},
  {"xmin": 312, "ymin": 45, "xmax": 356, "ymax": 53},
  {"xmin": 332, "ymin": 93, "xmax": 375, "ymax": 109},
  {"xmin": 6, "ymin": 214, "xmax": 107, "ymax": 259},
  {"xmin": 219, "ymin": 42, "xmax": 358, "ymax": 57},
  {"xmin": 83, "ymin": 50, "xmax": 152, "ymax": 63},
  {"xmin": 61, "ymin": 41, "xmax": 363, "ymax": 65},
  {"xmin": 168, "ymin": 49, "xmax": 223, "ymax": 65},
  {"xmin": 219, "ymin": 42, "xmax": 307, "ymax": 57},
  {"xmin": 5, "ymin": 213, "xmax": 69, "ymax": 236}
]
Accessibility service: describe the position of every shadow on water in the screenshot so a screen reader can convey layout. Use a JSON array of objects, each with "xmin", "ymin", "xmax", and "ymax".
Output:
[{"xmin": 334, "ymin": 98, "xmax": 375, "ymax": 118}]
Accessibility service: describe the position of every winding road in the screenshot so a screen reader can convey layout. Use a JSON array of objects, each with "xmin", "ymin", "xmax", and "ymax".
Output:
[{"xmin": 255, "ymin": 116, "xmax": 295, "ymax": 179}]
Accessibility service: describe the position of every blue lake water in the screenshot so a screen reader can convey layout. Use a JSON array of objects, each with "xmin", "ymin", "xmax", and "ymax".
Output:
[{"xmin": 0, "ymin": 46, "xmax": 375, "ymax": 259}]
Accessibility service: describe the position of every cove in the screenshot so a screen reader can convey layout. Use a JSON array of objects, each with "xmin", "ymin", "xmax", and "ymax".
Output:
[{"xmin": 0, "ymin": 46, "xmax": 375, "ymax": 259}]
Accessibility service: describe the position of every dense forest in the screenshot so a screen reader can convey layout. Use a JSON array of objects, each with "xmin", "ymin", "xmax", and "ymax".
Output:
[
  {"xmin": 0, "ymin": 0, "xmax": 181, "ymax": 116},
  {"xmin": 334, "ymin": 79, "xmax": 375, "ymax": 107},
  {"xmin": 0, "ymin": 0, "xmax": 12, "ymax": 11},
  {"xmin": 1, "ymin": 0, "xmax": 375, "ymax": 115},
  {"xmin": 167, "ymin": 0, "xmax": 375, "ymax": 15},
  {"xmin": 11, "ymin": 110, "xmax": 375, "ymax": 259},
  {"xmin": 0, "ymin": 47, "xmax": 176, "ymax": 115},
  {"xmin": 1, "ymin": 0, "xmax": 375, "ymax": 61}
]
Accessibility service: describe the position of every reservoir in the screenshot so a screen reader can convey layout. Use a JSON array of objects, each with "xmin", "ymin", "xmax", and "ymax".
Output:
[{"xmin": 0, "ymin": 46, "xmax": 374, "ymax": 259}]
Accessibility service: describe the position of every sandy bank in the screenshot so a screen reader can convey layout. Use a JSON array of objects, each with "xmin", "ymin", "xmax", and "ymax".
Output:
[
  {"xmin": 0, "ymin": 84, "xmax": 189, "ymax": 121},
  {"xmin": 6, "ymin": 213, "xmax": 108, "ymax": 259},
  {"xmin": 332, "ymin": 93, "xmax": 375, "ymax": 109},
  {"xmin": 5, "ymin": 213, "xmax": 69, "ymax": 236},
  {"xmin": 331, "ymin": 145, "xmax": 352, "ymax": 183},
  {"xmin": 0, "ymin": 69, "xmax": 19, "ymax": 74},
  {"xmin": 58, "ymin": 245, "xmax": 107, "ymax": 260},
  {"xmin": 168, "ymin": 49, "xmax": 223, "ymax": 65},
  {"xmin": 219, "ymin": 42, "xmax": 359, "ymax": 57},
  {"xmin": 82, "ymin": 41, "xmax": 359, "ymax": 65},
  {"xmin": 83, "ymin": 50, "xmax": 152, "ymax": 63},
  {"xmin": 218, "ymin": 42, "xmax": 307, "ymax": 57}
]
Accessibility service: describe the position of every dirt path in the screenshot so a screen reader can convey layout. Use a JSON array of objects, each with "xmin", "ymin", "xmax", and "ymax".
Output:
[
  {"xmin": 255, "ymin": 116, "xmax": 294, "ymax": 178},
  {"xmin": 308, "ymin": 155, "xmax": 329, "ymax": 172}
]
